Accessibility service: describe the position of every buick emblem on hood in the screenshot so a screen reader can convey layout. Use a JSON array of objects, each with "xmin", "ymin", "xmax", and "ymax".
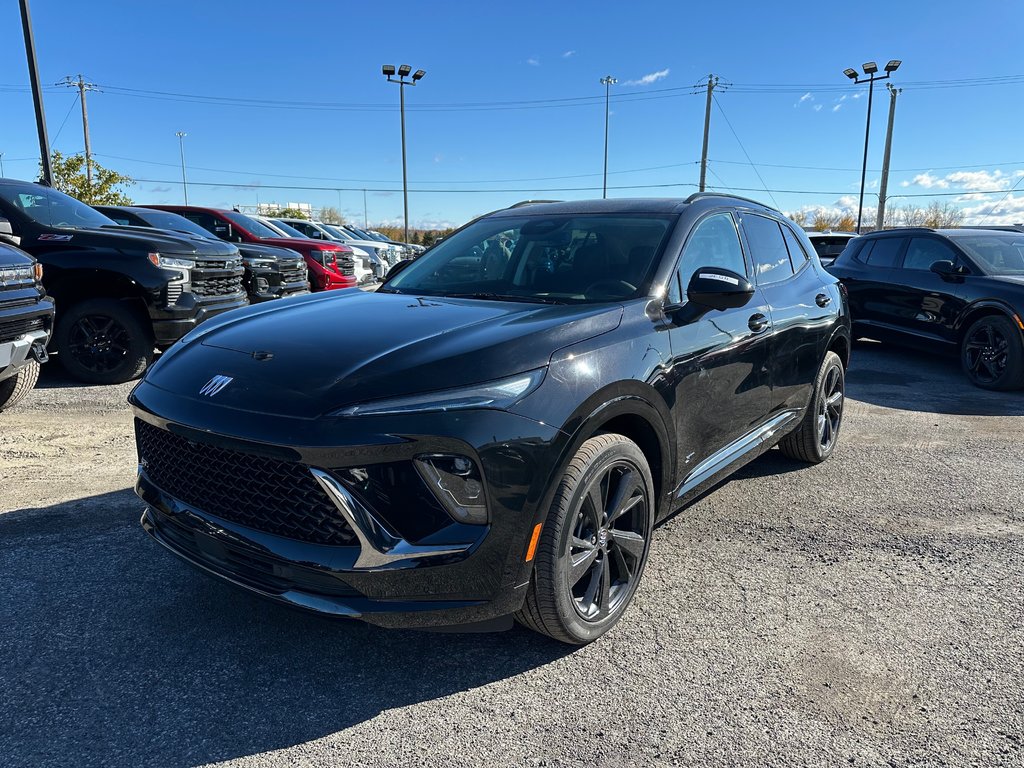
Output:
[{"xmin": 199, "ymin": 375, "xmax": 233, "ymax": 397}]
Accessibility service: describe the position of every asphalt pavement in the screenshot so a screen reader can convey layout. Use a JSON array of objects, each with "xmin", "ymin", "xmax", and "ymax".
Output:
[{"xmin": 1, "ymin": 340, "xmax": 1021, "ymax": 767}]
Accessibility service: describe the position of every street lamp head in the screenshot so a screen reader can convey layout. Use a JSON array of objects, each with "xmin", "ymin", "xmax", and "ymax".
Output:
[
  {"xmin": 175, "ymin": 131, "xmax": 187, "ymax": 138},
  {"xmin": 412, "ymin": 69, "xmax": 426, "ymax": 81},
  {"xmin": 600, "ymin": 75, "xmax": 617, "ymax": 85},
  {"xmin": 382, "ymin": 64, "xmax": 396, "ymax": 77},
  {"xmin": 862, "ymin": 61, "xmax": 878, "ymax": 75},
  {"xmin": 884, "ymin": 59, "xmax": 902, "ymax": 73},
  {"xmin": 398, "ymin": 64, "xmax": 412, "ymax": 77},
  {"xmin": 843, "ymin": 68, "xmax": 858, "ymax": 80}
]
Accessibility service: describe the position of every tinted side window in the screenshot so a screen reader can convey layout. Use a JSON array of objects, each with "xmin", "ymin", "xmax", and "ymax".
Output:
[
  {"xmin": 863, "ymin": 238, "xmax": 904, "ymax": 268},
  {"xmin": 670, "ymin": 213, "xmax": 746, "ymax": 303},
  {"xmin": 182, "ymin": 212, "xmax": 219, "ymax": 235},
  {"xmin": 781, "ymin": 225, "xmax": 810, "ymax": 267},
  {"xmin": 742, "ymin": 214, "xmax": 794, "ymax": 284},
  {"xmin": 901, "ymin": 237, "xmax": 959, "ymax": 271}
]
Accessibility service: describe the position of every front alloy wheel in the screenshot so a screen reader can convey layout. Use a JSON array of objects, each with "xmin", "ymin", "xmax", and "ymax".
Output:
[
  {"xmin": 516, "ymin": 434, "xmax": 654, "ymax": 644},
  {"xmin": 961, "ymin": 315, "xmax": 1024, "ymax": 390}
]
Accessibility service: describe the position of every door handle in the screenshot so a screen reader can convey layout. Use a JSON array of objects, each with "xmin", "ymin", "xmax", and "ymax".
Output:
[
  {"xmin": 748, "ymin": 313, "xmax": 770, "ymax": 333},
  {"xmin": 815, "ymin": 293, "xmax": 831, "ymax": 307}
]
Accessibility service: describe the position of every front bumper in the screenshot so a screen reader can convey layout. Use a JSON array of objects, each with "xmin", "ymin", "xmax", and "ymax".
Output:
[
  {"xmin": 0, "ymin": 328, "xmax": 49, "ymax": 382},
  {"xmin": 244, "ymin": 264, "xmax": 310, "ymax": 303},
  {"xmin": 130, "ymin": 390, "xmax": 568, "ymax": 628}
]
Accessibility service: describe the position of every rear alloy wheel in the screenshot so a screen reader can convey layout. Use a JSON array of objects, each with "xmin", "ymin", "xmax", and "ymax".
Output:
[
  {"xmin": 779, "ymin": 351, "xmax": 845, "ymax": 464},
  {"xmin": 961, "ymin": 315, "xmax": 1024, "ymax": 391},
  {"xmin": 55, "ymin": 299, "xmax": 154, "ymax": 385},
  {"xmin": 0, "ymin": 359, "xmax": 40, "ymax": 413},
  {"xmin": 516, "ymin": 434, "xmax": 654, "ymax": 645}
]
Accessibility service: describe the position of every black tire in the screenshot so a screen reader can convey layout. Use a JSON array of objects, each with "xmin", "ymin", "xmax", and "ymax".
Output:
[
  {"xmin": 960, "ymin": 315, "xmax": 1024, "ymax": 391},
  {"xmin": 516, "ymin": 434, "xmax": 655, "ymax": 645},
  {"xmin": 0, "ymin": 359, "xmax": 40, "ymax": 413},
  {"xmin": 779, "ymin": 351, "xmax": 845, "ymax": 464},
  {"xmin": 54, "ymin": 299, "xmax": 154, "ymax": 385}
]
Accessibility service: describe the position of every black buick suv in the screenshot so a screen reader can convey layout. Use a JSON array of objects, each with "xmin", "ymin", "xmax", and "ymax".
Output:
[{"xmin": 132, "ymin": 195, "xmax": 851, "ymax": 644}]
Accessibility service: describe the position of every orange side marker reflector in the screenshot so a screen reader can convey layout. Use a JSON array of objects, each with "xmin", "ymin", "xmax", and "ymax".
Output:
[
  {"xmin": 1014, "ymin": 314, "xmax": 1024, "ymax": 331},
  {"xmin": 525, "ymin": 523, "xmax": 543, "ymax": 562}
]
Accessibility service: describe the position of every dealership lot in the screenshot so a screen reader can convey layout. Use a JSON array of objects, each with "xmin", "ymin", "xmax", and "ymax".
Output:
[{"xmin": 1, "ymin": 341, "xmax": 1021, "ymax": 767}]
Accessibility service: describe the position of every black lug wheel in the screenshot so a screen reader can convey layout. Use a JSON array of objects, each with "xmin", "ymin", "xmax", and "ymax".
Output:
[
  {"xmin": 54, "ymin": 299, "xmax": 154, "ymax": 385},
  {"xmin": 779, "ymin": 350, "xmax": 845, "ymax": 464},
  {"xmin": 962, "ymin": 315, "xmax": 1024, "ymax": 391},
  {"xmin": 516, "ymin": 434, "xmax": 654, "ymax": 645}
]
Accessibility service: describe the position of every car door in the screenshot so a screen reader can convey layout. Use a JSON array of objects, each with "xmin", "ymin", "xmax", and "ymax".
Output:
[
  {"xmin": 664, "ymin": 211, "xmax": 771, "ymax": 486},
  {"xmin": 739, "ymin": 213, "xmax": 838, "ymax": 416},
  {"xmin": 831, "ymin": 235, "xmax": 907, "ymax": 330},
  {"xmin": 881, "ymin": 236, "xmax": 968, "ymax": 344}
]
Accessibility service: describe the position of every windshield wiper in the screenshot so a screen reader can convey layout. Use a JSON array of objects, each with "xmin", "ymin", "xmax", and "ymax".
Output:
[{"xmin": 444, "ymin": 292, "xmax": 565, "ymax": 305}]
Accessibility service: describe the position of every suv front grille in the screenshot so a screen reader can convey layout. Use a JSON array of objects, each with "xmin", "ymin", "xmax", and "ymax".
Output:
[
  {"xmin": 135, "ymin": 419, "xmax": 357, "ymax": 546},
  {"xmin": 193, "ymin": 275, "xmax": 244, "ymax": 297},
  {"xmin": 0, "ymin": 315, "xmax": 45, "ymax": 344}
]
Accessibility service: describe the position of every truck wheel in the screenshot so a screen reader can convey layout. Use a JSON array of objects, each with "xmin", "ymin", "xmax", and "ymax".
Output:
[
  {"xmin": 54, "ymin": 299, "xmax": 154, "ymax": 385},
  {"xmin": 0, "ymin": 359, "xmax": 40, "ymax": 413},
  {"xmin": 516, "ymin": 434, "xmax": 654, "ymax": 645}
]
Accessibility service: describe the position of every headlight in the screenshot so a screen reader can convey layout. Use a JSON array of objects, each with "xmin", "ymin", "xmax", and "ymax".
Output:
[
  {"xmin": 148, "ymin": 253, "xmax": 195, "ymax": 270},
  {"xmin": 0, "ymin": 265, "xmax": 35, "ymax": 284},
  {"xmin": 242, "ymin": 257, "xmax": 275, "ymax": 268},
  {"xmin": 333, "ymin": 368, "xmax": 545, "ymax": 417}
]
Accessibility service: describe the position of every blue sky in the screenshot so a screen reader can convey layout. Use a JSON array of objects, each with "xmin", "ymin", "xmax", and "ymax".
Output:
[{"xmin": 2, "ymin": 0, "xmax": 1023, "ymax": 229}]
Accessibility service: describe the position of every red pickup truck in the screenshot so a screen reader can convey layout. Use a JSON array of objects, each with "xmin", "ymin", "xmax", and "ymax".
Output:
[{"xmin": 145, "ymin": 206, "xmax": 355, "ymax": 290}]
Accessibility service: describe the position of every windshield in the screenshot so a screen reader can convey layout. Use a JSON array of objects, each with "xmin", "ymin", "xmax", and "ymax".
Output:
[
  {"xmin": 955, "ymin": 233, "xmax": 1024, "ymax": 276},
  {"xmin": 136, "ymin": 209, "xmax": 212, "ymax": 239},
  {"xmin": 223, "ymin": 210, "xmax": 280, "ymax": 239},
  {"xmin": 322, "ymin": 224, "xmax": 355, "ymax": 241},
  {"xmin": 346, "ymin": 225, "xmax": 376, "ymax": 240},
  {"xmin": 268, "ymin": 219, "xmax": 307, "ymax": 238},
  {"xmin": 0, "ymin": 183, "xmax": 116, "ymax": 229},
  {"xmin": 384, "ymin": 213, "xmax": 675, "ymax": 303}
]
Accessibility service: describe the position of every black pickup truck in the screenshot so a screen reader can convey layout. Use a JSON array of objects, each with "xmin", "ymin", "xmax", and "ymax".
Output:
[
  {"xmin": 0, "ymin": 242, "xmax": 54, "ymax": 412},
  {"xmin": 0, "ymin": 179, "xmax": 249, "ymax": 384},
  {"xmin": 94, "ymin": 205, "xmax": 310, "ymax": 303}
]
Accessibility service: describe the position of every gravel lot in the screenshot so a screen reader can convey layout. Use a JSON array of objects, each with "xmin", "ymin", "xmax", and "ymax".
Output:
[{"xmin": 1, "ymin": 341, "xmax": 1021, "ymax": 767}]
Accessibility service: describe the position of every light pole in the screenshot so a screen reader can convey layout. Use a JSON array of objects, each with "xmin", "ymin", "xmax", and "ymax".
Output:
[
  {"xmin": 843, "ymin": 59, "xmax": 901, "ymax": 233},
  {"xmin": 382, "ymin": 64, "xmax": 425, "ymax": 244},
  {"xmin": 175, "ymin": 131, "xmax": 188, "ymax": 205},
  {"xmin": 600, "ymin": 75, "xmax": 617, "ymax": 199}
]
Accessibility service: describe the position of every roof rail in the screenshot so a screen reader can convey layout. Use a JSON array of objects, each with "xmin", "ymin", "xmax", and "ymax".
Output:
[
  {"xmin": 683, "ymin": 191, "xmax": 779, "ymax": 212},
  {"xmin": 507, "ymin": 199, "xmax": 562, "ymax": 208}
]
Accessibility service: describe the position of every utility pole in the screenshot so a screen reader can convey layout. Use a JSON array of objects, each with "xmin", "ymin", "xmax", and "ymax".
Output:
[
  {"xmin": 600, "ymin": 75, "xmax": 617, "ymax": 199},
  {"xmin": 0, "ymin": 153, "xmax": 5, "ymax": 177},
  {"xmin": 875, "ymin": 83, "xmax": 902, "ymax": 231},
  {"xmin": 58, "ymin": 75, "xmax": 98, "ymax": 187},
  {"xmin": 697, "ymin": 74, "xmax": 721, "ymax": 193},
  {"xmin": 19, "ymin": 0, "xmax": 52, "ymax": 185},
  {"xmin": 363, "ymin": 189, "xmax": 368, "ymax": 229}
]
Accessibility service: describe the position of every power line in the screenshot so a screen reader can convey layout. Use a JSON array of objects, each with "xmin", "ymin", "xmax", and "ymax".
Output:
[
  {"xmin": 49, "ymin": 92, "xmax": 79, "ymax": 144},
  {"xmin": 976, "ymin": 175, "xmax": 1024, "ymax": 224},
  {"xmin": 712, "ymin": 94, "xmax": 780, "ymax": 209}
]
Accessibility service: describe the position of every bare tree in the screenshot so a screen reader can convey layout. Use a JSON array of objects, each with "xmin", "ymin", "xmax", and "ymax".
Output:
[
  {"xmin": 319, "ymin": 206, "xmax": 345, "ymax": 225},
  {"xmin": 788, "ymin": 210, "xmax": 808, "ymax": 228},
  {"xmin": 812, "ymin": 210, "xmax": 840, "ymax": 231},
  {"xmin": 922, "ymin": 201, "xmax": 964, "ymax": 228},
  {"xmin": 836, "ymin": 214, "xmax": 856, "ymax": 231}
]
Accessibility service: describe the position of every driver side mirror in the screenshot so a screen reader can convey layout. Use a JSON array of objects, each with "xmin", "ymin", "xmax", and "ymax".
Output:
[
  {"xmin": 929, "ymin": 259, "xmax": 963, "ymax": 279},
  {"xmin": 0, "ymin": 216, "xmax": 19, "ymax": 246},
  {"xmin": 686, "ymin": 267, "xmax": 755, "ymax": 311}
]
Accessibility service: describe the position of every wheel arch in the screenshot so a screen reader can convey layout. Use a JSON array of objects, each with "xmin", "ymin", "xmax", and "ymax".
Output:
[
  {"xmin": 955, "ymin": 300, "xmax": 1024, "ymax": 343},
  {"xmin": 826, "ymin": 326, "xmax": 851, "ymax": 368},
  {"xmin": 45, "ymin": 268, "xmax": 151, "ymax": 320}
]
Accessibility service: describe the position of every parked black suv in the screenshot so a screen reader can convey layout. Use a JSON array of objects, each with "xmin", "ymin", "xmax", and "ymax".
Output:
[
  {"xmin": 132, "ymin": 195, "xmax": 850, "ymax": 644},
  {"xmin": 0, "ymin": 179, "xmax": 248, "ymax": 384},
  {"xmin": 94, "ymin": 206, "xmax": 310, "ymax": 303},
  {"xmin": 828, "ymin": 227, "xmax": 1024, "ymax": 389},
  {"xmin": 0, "ymin": 242, "xmax": 53, "ymax": 412}
]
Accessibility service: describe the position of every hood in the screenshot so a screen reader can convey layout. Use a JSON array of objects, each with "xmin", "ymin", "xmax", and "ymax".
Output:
[
  {"xmin": 144, "ymin": 290, "xmax": 622, "ymax": 419},
  {"xmin": 251, "ymin": 236, "xmax": 340, "ymax": 254},
  {"xmin": 59, "ymin": 226, "xmax": 238, "ymax": 257},
  {"xmin": 236, "ymin": 242, "xmax": 304, "ymax": 262}
]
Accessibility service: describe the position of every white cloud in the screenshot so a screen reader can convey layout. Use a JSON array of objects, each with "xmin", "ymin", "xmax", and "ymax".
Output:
[
  {"xmin": 960, "ymin": 193, "xmax": 1024, "ymax": 225},
  {"xmin": 910, "ymin": 172, "xmax": 950, "ymax": 189},
  {"xmin": 622, "ymin": 68, "xmax": 670, "ymax": 86},
  {"xmin": 562, "ymin": 50, "xmax": 576, "ymax": 58},
  {"xmin": 832, "ymin": 104, "xmax": 843, "ymax": 112},
  {"xmin": 527, "ymin": 57, "xmax": 540, "ymax": 66},
  {"xmin": 795, "ymin": 92, "xmax": 813, "ymax": 107},
  {"xmin": 852, "ymin": 91, "xmax": 863, "ymax": 99},
  {"xmin": 946, "ymin": 170, "xmax": 1011, "ymax": 191},
  {"xmin": 813, "ymin": 104, "xmax": 823, "ymax": 112},
  {"xmin": 836, "ymin": 195, "xmax": 857, "ymax": 209}
]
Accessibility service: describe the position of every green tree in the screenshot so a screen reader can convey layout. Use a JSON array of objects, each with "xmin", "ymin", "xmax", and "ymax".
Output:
[
  {"xmin": 318, "ymin": 206, "xmax": 345, "ymax": 224},
  {"xmin": 263, "ymin": 207, "xmax": 309, "ymax": 220},
  {"xmin": 48, "ymin": 151, "xmax": 133, "ymax": 204}
]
